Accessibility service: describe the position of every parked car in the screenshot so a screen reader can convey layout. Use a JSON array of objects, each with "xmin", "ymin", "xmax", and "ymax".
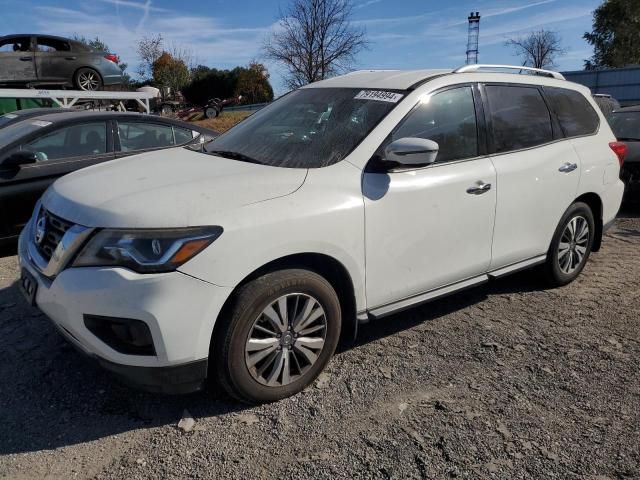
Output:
[
  {"xmin": 0, "ymin": 107, "xmax": 67, "ymax": 129},
  {"xmin": 608, "ymin": 105, "xmax": 640, "ymax": 198},
  {"xmin": 0, "ymin": 34, "xmax": 123, "ymax": 90},
  {"xmin": 593, "ymin": 94, "xmax": 621, "ymax": 116},
  {"xmin": 0, "ymin": 111, "xmax": 217, "ymax": 242},
  {"xmin": 17, "ymin": 66, "xmax": 624, "ymax": 402}
]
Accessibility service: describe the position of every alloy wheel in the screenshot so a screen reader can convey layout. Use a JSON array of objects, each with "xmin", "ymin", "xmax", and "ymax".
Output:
[
  {"xmin": 78, "ymin": 71, "xmax": 100, "ymax": 91},
  {"xmin": 245, "ymin": 293, "xmax": 327, "ymax": 387},
  {"xmin": 558, "ymin": 215, "xmax": 590, "ymax": 274}
]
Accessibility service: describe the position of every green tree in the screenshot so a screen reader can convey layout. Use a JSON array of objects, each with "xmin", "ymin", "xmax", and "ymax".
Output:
[
  {"xmin": 152, "ymin": 52, "xmax": 190, "ymax": 93},
  {"xmin": 182, "ymin": 64, "xmax": 274, "ymax": 106},
  {"xmin": 234, "ymin": 63, "xmax": 274, "ymax": 104},
  {"xmin": 72, "ymin": 34, "xmax": 129, "ymax": 84},
  {"xmin": 584, "ymin": 0, "xmax": 640, "ymax": 69}
]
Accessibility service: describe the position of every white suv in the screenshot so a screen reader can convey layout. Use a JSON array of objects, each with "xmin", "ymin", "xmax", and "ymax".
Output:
[{"xmin": 18, "ymin": 65, "xmax": 625, "ymax": 403}]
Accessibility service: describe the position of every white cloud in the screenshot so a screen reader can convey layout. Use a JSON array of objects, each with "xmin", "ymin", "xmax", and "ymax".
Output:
[
  {"xmin": 28, "ymin": 3, "xmax": 280, "ymax": 76},
  {"xmin": 355, "ymin": 0, "xmax": 383, "ymax": 9}
]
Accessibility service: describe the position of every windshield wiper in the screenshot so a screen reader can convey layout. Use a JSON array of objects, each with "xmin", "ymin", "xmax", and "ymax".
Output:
[
  {"xmin": 616, "ymin": 137, "xmax": 640, "ymax": 142},
  {"xmin": 208, "ymin": 150, "xmax": 264, "ymax": 165}
]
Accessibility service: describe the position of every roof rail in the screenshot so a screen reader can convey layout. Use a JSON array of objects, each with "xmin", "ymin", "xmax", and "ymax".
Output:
[{"xmin": 453, "ymin": 64, "xmax": 565, "ymax": 80}]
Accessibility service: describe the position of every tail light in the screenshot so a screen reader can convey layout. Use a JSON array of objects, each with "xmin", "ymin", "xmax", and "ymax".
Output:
[
  {"xmin": 104, "ymin": 53, "xmax": 119, "ymax": 64},
  {"xmin": 609, "ymin": 142, "xmax": 627, "ymax": 167}
]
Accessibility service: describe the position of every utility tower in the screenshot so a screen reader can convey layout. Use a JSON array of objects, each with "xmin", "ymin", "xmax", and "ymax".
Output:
[{"xmin": 466, "ymin": 11, "xmax": 481, "ymax": 65}]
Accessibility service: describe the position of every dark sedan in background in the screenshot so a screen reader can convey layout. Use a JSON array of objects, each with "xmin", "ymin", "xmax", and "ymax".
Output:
[
  {"xmin": 0, "ymin": 34, "xmax": 123, "ymax": 90},
  {"xmin": 0, "ymin": 111, "xmax": 218, "ymax": 242},
  {"xmin": 608, "ymin": 106, "xmax": 640, "ymax": 199}
]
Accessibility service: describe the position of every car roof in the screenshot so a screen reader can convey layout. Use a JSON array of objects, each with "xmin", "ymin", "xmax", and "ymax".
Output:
[
  {"xmin": 301, "ymin": 69, "xmax": 452, "ymax": 90},
  {"xmin": 3, "ymin": 108, "xmax": 67, "ymax": 116},
  {"xmin": 22, "ymin": 110, "xmax": 216, "ymax": 133},
  {"xmin": 0, "ymin": 33, "xmax": 79, "ymax": 43}
]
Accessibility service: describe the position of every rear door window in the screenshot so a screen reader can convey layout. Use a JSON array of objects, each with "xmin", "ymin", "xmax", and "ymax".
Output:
[
  {"xmin": 118, "ymin": 122, "xmax": 174, "ymax": 151},
  {"xmin": 485, "ymin": 85, "xmax": 553, "ymax": 153},
  {"xmin": 545, "ymin": 87, "xmax": 599, "ymax": 137},
  {"xmin": 35, "ymin": 37, "xmax": 71, "ymax": 52},
  {"xmin": 24, "ymin": 122, "xmax": 107, "ymax": 161}
]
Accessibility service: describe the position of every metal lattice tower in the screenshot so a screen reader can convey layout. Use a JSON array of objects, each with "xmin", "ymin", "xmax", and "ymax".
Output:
[{"xmin": 466, "ymin": 11, "xmax": 481, "ymax": 65}]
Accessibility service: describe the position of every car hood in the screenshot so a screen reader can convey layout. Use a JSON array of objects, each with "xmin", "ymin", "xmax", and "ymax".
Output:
[{"xmin": 42, "ymin": 148, "xmax": 307, "ymax": 228}]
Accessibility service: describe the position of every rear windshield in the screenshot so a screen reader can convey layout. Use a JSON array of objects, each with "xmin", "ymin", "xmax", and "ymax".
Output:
[
  {"xmin": 205, "ymin": 87, "xmax": 404, "ymax": 168},
  {"xmin": 608, "ymin": 111, "xmax": 640, "ymax": 141}
]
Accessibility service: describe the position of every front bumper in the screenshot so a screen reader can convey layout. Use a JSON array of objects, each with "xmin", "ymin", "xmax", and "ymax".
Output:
[{"xmin": 18, "ymin": 227, "xmax": 232, "ymax": 394}]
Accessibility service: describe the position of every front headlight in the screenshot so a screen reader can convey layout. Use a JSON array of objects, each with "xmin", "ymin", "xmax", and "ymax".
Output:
[{"xmin": 72, "ymin": 226, "xmax": 223, "ymax": 273}]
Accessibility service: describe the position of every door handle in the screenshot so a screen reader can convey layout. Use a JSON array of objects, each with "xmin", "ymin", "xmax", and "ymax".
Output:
[
  {"xmin": 19, "ymin": 56, "xmax": 32, "ymax": 61},
  {"xmin": 65, "ymin": 56, "xmax": 77, "ymax": 60},
  {"xmin": 466, "ymin": 181, "xmax": 492, "ymax": 195},
  {"xmin": 559, "ymin": 162, "xmax": 578, "ymax": 173}
]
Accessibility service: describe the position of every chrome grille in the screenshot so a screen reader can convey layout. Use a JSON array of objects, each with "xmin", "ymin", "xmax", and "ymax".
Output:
[{"xmin": 36, "ymin": 210, "xmax": 74, "ymax": 261}]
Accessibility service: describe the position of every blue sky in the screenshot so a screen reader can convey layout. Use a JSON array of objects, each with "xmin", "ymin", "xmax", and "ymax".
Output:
[{"xmin": 0, "ymin": 0, "xmax": 600, "ymax": 94}]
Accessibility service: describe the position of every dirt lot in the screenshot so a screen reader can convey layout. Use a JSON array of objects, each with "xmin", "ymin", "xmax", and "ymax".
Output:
[
  {"xmin": 191, "ymin": 110, "xmax": 252, "ymax": 133},
  {"xmin": 0, "ymin": 207, "xmax": 638, "ymax": 480}
]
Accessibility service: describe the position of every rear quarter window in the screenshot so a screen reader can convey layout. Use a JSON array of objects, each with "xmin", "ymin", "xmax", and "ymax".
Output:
[{"xmin": 545, "ymin": 87, "xmax": 600, "ymax": 137}]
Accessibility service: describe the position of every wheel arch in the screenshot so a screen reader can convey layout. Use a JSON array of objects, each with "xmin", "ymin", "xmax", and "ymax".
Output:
[
  {"xmin": 574, "ymin": 192, "xmax": 603, "ymax": 251},
  {"xmin": 210, "ymin": 252, "xmax": 358, "ymax": 354},
  {"xmin": 73, "ymin": 66, "xmax": 103, "ymax": 88}
]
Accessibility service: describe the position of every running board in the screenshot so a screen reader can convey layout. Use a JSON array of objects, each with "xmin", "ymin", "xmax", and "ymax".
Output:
[
  {"xmin": 487, "ymin": 255, "xmax": 546, "ymax": 279},
  {"xmin": 365, "ymin": 255, "xmax": 547, "ymax": 321},
  {"xmin": 368, "ymin": 275, "xmax": 489, "ymax": 320}
]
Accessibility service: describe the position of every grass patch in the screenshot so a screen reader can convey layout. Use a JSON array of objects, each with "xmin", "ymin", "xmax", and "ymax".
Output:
[{"xmin": 192, "ymin": 111, "xmax": 253, "ymax": 133}]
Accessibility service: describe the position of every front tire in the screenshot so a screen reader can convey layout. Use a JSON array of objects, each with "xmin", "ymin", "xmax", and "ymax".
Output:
[
  {"xmin": 213, "ymin": 269, "xmax": 341, "ymax": 404},
  {"xmin": 74, "ymin": 68, "xmax": 102, "ymax": 91},
  {"xmin": 544, "ymin": 202, "xmax": 595, "ymax": 287},
  {"xmin": 204, "ymin": 106, "xmax": 219, "ymax": 119}
]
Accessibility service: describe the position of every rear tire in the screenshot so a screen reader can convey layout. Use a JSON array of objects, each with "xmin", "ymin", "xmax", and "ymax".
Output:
[
  {"xmin": 544, "ymin": 202, "xmax": 595, "ymax": 287},
  {"xmin": 213, "ymin": 269, "xmax": 341, "ymax": 404},
  {"xmin": 74, "ymin": 68, "xmax": 102, "ymax": 91}
]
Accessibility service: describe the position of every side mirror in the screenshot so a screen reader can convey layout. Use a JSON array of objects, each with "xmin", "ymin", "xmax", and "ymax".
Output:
[
  {"xmin": 0, "ymin": 151, "xmax": 38, "ymax": 169},
  {"xmin": 384, "ymin": 137, "xmax": 439, "ymax": 166}
]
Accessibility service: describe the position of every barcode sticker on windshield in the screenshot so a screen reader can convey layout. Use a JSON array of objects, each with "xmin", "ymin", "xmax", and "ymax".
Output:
[{"xmin": 354, "ymin": 90, "xmax": 403, "ymax": 103}]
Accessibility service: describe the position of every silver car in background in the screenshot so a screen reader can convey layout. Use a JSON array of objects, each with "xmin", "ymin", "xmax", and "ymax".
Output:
[{"xmin": 0, "ymin": 34, "xmax": 123, "ymax": 91}]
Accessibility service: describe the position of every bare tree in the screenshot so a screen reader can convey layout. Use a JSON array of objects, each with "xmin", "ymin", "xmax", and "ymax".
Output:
[
  {"xmin": 506, "ymin": 29, "xmax": 566, "ymax": 69},
  {"xmin": 263, "ymin": 0, "xmax": 368, "ymax": 89},
  {"xmin": 136, "ymin": 34, "xmax": 164, "ymax": 79}
]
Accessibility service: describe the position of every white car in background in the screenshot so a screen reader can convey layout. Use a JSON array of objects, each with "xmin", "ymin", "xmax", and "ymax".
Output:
[{"xmin": 18, "ymin": 65, "xmax": 625, "ymax": 403}]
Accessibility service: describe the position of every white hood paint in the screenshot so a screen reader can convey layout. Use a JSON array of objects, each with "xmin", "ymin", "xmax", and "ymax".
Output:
[{"xmin": 43, "ymin": 148, "xmax": 307, "ymax": 228}]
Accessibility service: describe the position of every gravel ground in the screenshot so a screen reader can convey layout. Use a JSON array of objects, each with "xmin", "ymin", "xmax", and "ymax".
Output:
[{"xmin": 1, "ymin": 206, "xmax": 639, "ymax": 480}]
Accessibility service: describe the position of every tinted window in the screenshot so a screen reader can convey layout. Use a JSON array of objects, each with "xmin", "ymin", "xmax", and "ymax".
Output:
[
  {"xmin": 390, "ymin": 86, "xmax": 478, "ymax": 163},
  {"xmin": 174, "ymin": 127, "xmax": 194, "ymax": 144},
  {"xmin": 608, "ymin": 111, "xmax": 640, "ymax": 141},
  {"xmin": 546, "ymin": 87, "xmax": 599, "ymax": 137},
  {"xmin": 24, "ymin": 122, "xmax": 107, "ymax": 161},
  {"xmin": 36, "ymin": 38, "xmax": 71, "ymax": 52},
  {"xmin": 118, "ymin": 122, "xmax": 174, "ymax": 151},
  {"xmin": 0, "ymin": 36, "xmax": 30, "ymax": 53},
  {"xmin": 486, "ymin": 85, "xmax": 553, "ymax": 153},
  {"xmin": 206, "ymin": 88, "xmax": 401, "ymax": 168}
]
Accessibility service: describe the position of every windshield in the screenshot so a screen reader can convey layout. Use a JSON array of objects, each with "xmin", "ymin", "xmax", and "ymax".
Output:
[
  {"xmin": 205, "ymin": 87, "xmax": 405, "ymax": 168},
  {"xmin": 608, "ymin": 111, "xmax": 640, "ymax": 140},
  {"xmin": 0, "ymin": 120, "xmax": 49, "ymax": 146}
]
